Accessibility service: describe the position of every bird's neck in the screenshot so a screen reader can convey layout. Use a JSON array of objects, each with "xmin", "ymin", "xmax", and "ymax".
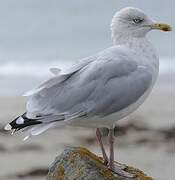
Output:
[
  {"xmin": 113, "ymin": 35, "xmax": 158, "ymax": 60},
  {"xmin": 113, "ymin": 34, "xmax": 147, "ymax": 47},
  {"xmin": 113, "ymin": 35, "xmax": 159, "ymax": 73}
]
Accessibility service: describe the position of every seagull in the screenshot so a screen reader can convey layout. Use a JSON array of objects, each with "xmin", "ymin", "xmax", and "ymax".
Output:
[{"xmin": 5, "ymin": 7, "xmax": 171, "ymax": 177}]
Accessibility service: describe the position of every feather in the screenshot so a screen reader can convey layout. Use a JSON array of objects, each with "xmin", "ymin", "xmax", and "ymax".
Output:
[
  {"xmin": 50, "ymin": 67, "xmax": 61, "ymax": 75},
  {"xmin": 23, "ymin": 56, "xmax": 95, "ymax": 97}
]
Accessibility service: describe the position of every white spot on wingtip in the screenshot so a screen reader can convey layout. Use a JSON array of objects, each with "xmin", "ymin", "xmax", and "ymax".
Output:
[
  {"xmin": 16, "ymin": 117, "xmax": 24, "ymax": 125},
  {"xmin": 4, "ymin": 124, "xmax": 12, "ymax": 131}
]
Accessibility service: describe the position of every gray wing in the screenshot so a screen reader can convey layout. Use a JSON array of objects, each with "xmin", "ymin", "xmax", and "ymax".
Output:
[
  {"xmin": 24, "ymin": 54, "xmax": 96, "ymax": 96},
  {"xmin": 26, "ymin": 46, "xmax": 152, "ymax": 120}
]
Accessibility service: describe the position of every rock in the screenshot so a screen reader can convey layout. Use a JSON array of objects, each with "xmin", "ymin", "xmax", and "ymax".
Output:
[{"xmin": 47, "ymin": 147, "xmax": 153, "ymax": 180}]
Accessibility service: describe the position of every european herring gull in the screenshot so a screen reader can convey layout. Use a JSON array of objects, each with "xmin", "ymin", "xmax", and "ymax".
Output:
[{"xmin": 5, "ymin": 7, "xmax": 171, "ymax": 177}]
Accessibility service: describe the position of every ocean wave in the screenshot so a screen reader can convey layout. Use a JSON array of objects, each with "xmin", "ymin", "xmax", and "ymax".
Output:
[
  {"xmin": 0, "ymin": 57, "xmax": 174, "ymax": 77},
  {"xmin": 0, "ymin": 60, "xmax": 72, "ymax": 77}
]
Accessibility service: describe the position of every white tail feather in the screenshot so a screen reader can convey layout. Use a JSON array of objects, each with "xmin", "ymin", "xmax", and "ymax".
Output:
[
  {"xmin": 30, "ymin": 123, "xmax": 56, "ymax": 136},
  {"xmin": 23, "ymin": 122, "xmax": 61, "ymax": 139}
]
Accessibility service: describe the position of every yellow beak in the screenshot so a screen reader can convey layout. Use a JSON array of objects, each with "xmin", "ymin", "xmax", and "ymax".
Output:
[{"xmin": 146, "ymin": 23, "xmax": 172, "ymax": 32}]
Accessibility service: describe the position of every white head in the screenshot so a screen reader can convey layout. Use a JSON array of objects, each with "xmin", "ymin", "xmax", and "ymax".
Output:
[{"xmin": 111, "ymin": 7, "xmax": 171, "ymax": 44}]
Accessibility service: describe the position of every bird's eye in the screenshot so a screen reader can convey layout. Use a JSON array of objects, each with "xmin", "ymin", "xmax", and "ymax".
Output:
[{"xmin": 132, "ymin": 18, "xmax": 143, "ymax": 24}]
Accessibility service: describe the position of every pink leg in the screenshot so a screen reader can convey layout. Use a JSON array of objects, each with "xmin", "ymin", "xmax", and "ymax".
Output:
[
  {"xmin": 108, "ymin": 128, "xmax": 134, "ymax": 178},
  {"xmin": 96, "ymin": 128, "xmax": 108, "ymax": 165},
  {"xmin": 108, "ymin": 128, "xmax": 114, "ymax": 169}
]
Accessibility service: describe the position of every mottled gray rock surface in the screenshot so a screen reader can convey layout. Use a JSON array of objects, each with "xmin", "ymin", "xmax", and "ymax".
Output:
[{"xmin": 47, "ymin": 147, "xmax": 153, "ymax": 180}]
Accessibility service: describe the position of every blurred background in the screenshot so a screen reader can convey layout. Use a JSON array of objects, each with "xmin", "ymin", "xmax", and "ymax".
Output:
[{"xmin": 0, "ymin": 0, "xmax": 174, "ymax": 180}]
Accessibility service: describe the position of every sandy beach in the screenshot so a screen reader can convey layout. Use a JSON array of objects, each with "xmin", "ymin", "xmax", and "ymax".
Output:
[{"xmin": 0, "ymin": 85, "xmax": 175, "ymax": 180}]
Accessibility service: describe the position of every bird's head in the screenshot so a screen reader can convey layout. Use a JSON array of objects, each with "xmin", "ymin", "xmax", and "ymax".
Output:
[{"xmin": 111, "ymin": 7, "xmax": 172, "ymax": 42}]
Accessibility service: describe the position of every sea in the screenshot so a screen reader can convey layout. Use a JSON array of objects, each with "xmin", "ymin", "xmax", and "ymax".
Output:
[{"xmin": 0, "ymin": 0, "xmax": 174, "ymax": 96}]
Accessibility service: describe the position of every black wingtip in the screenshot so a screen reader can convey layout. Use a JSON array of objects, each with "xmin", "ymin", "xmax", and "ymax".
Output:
[{"xmin": 9, "ymin": 113, "xmax": 42, "ymax": 131}]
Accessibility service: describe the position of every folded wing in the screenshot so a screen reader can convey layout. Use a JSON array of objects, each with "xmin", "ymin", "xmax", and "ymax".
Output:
[
  {"xmin": 6, "ymin": 46, "xmax": 153, "ymax": 138},
  {"xmin": 27, "ymin": 46, "xmax": 152, "ymax": 118}
]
